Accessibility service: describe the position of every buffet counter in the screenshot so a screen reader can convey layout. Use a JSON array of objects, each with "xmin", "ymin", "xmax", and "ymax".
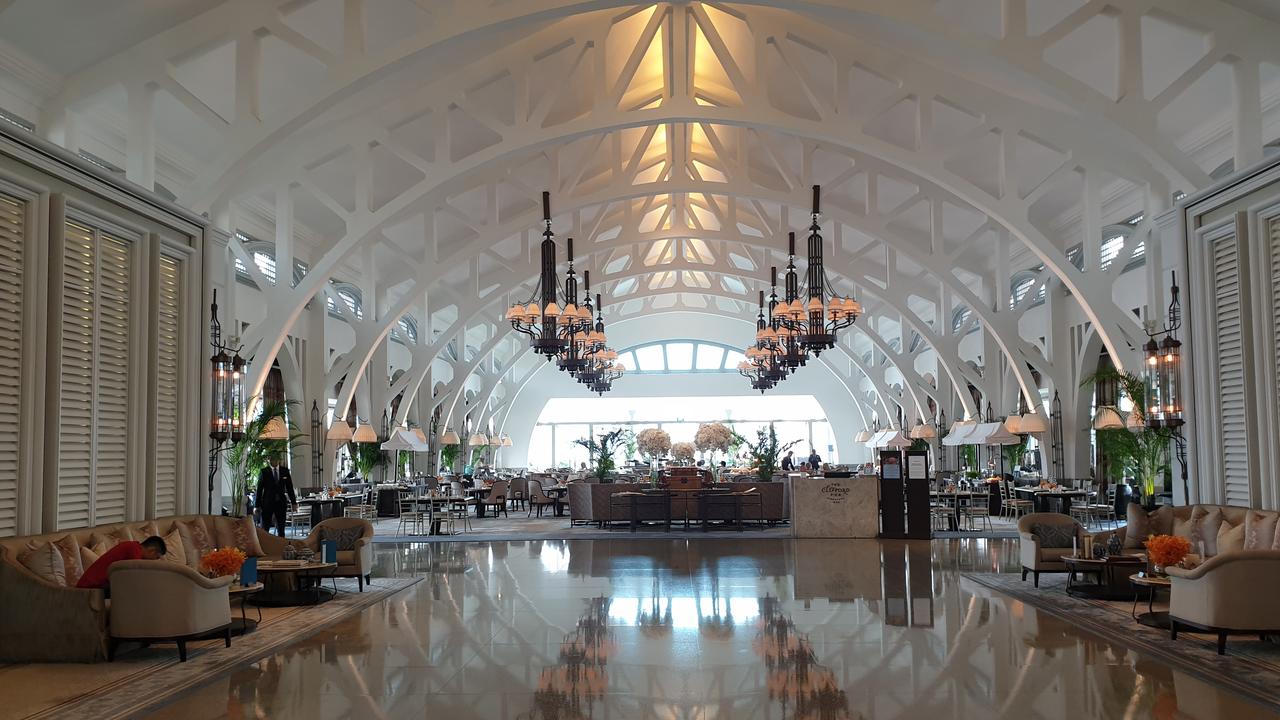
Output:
[{"xmin": 791, "ymin": 475, "xmax": 880, "ymax": 538}]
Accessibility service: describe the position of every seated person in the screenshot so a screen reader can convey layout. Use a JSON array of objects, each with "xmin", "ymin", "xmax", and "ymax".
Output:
[{"xmin": 77, "ymin": 536, "xmax": 167, "ymax": 590}]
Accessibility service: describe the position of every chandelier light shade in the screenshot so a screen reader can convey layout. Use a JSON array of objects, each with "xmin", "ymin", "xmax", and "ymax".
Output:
[
  {"xmin": 260, "ymin": 416, "xmax": 290, "ymax": 441},
  {"xmin": 468, "ymin": 432, "xmax": 489, "ymax": 446},
  {"xmin": 775, "ymin": 186, "xmax": 860, "ymax": 356},
  {"xmin": 441, "ymin": 429, "xmax": 460, "ymax": 445},
  {"xmin": 507, "ymin": 192, "xmax": 573, "ymax": 360},
  {"xmin": 326, "ymin": 419, "xmax": 353, "ymax": 442},
  {"xmin": 1017, "ymin": 412, "xmax": 1049, "ymax": 434},
  {"xmin": 352, "ymin": 421, "xmax": 378, "ymax": 444},
  {"xmin": 209, "ymin": 290, "xmax": 246, "ymax": 443},
  {"xmin": 1092, "ymin": 407, "xmax": 1125, "ymax": 430}
]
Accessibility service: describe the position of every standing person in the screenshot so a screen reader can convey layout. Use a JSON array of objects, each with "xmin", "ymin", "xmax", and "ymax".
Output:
[
  {"xmin": 807, "ymin": 449, "xmax": 822, "ymax": 470},
  {"xmin": 781, "ymin": 451, "xmax": 795, "ymax": 472},
  {"xmin": 258, "ymin": 453, "xmax": 297, "ymax": 537},
  {"xmin": 77, "ymin": 536, "xmax": 167, "ymax": 590}
]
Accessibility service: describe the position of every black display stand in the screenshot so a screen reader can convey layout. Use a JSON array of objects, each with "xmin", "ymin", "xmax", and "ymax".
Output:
[
  {"xmin": 904, "ymin": 450, "xmax": 931, "ymax": 539},
  {"xmin": 879, "ymin": 450, "xmax": 905, "ymax": 538}
]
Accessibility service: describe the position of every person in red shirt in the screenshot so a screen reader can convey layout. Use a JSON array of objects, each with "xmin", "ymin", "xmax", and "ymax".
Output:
[{"xmin": 77, "ymin": 536, "xmax": 167, "ymax": 590}]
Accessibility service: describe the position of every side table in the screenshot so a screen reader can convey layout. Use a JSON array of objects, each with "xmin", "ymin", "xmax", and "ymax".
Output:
[
  {"xmin": 1130, "ymin": 573, "xmax": 1172, "ymax": 629},
  {"xmin": 228, "ymin": 582, "xmax": 264, "ymax": 635}
]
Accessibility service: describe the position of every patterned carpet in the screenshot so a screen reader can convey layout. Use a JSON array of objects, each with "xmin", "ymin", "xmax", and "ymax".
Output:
[
  {"xmin": 966, "ymin": 572, "xmax": 1280, "ymax": 712},
  {"xmin": 9, "ymin": 576, "xmax": 420, "ymax": 720}
]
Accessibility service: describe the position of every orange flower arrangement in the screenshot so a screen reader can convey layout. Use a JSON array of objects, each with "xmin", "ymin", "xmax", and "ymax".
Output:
[
  {"xmin": 1145, "ymin": 534, "xmax": 1191, "ymax": 569},
  {"xmin": 201, "ymin": 547, "xmax": 247, "ymax": 578}
]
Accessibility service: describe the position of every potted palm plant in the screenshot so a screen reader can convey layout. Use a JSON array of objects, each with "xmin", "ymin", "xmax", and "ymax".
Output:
[
  {"xmin": 1082, "ymin": 369, "xmax": 1172, "ymax": 509},
  {"xmin": 574, "ymin": 429, "xmax": 627, "ymax": 483},
  {"xmin": 736, "ymin": 424, "xmax": 800, "ymax": 483}
]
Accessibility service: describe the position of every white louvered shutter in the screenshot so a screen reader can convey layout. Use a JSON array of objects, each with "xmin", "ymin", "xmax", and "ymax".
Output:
[
  {"xmin": 1271, "ymin": 217, "xmax": 1280, "ymax": 455},
  {"xmin": 57, "ymin": 221, "xmax": 133, "ymax": 528},
  {"xmin": 0, "ymin": 194, "xmax": 24, "ymax": 536},
  {"xmin": 1212, "ymin": 234, "xmax": 1251, "ymax": 506},
  {"xmin": 154, "ymin": 255, "xmax": 181, "ymax": 516}
]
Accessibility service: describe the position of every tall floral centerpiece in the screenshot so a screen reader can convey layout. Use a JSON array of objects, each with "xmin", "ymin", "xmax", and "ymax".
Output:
[
  {"xmin": 636, "ymin": 428, "xmax": 672, "ymax": 484},
  {"xmin": 694, "ymin": 423, "xmax": 733, "ymax": 464},
  {"xmin": 671, "ymin": 442, "xmax": 696, "ymax": 465}
]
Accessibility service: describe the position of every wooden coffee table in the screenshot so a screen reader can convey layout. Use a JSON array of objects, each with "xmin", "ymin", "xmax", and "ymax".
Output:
[
  {"xmin": 1063, "ymin": 555, "xmax": 1146, "ymax": 601},
  {"xmin": 228, "ymin": 582, "xmax": 264, "ymax": 634},
  {"xmin": 1130, "ymin": 573, "xmax": 1172, "ymax": 628},
  {"xmin": 251, "ymin": 560, "xmax": 337, "ymax": 606}
]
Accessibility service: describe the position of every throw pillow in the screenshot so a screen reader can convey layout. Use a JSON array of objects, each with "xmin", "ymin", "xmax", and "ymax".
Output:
[
  {"xmin": 87, "ymin": 532, "xmax": 119, "ymax": 556},
  {"xmin": 108, "ymin": 527, "xmax": 134, "ymax": 545},
  {"xmin": 137, "ymin": 522, "xmax": 162, "ymax": 541},
  {"xmin": 1217, "ymin": 519, "xmax": 1246, "ymax": 555},
  {"xmin": 162, "ymin": 526, "xmax": 187, "ymax": 565},
  {"xmin": 178, "ymin": 518, "xmax": 216, "ymax": 564},
  {"xmin": 1031, "ymin": 523, "xmax": 1077, "ymax": 549},
  {"xmin": 1196, "ymin": 507, "xmax": 1223, "ymax": 555},
  {"xmin": 1124, "ymin": 504, "xmax": 1150, "ymax": 549},
  {"xmin": 215, "ymin": 516, "xmax": 265, "ymax": 557},
  {"xmin": 18, "ymin": 542, "xmax": 66, "ymax": 586},
  {"xmin": 320, "ymin": 526, "xmax": 364, "ymax": 551},
  {"xmin": 1244, "ymin": 511, "xmax": 1279, "ymax": 550},
  {"xmin": 53, "ymin": 535, "xmax": 85, "ymax": 587},
  {"xmin": 79, "ymin": 545, "xmax": 100, "ymax": 569}
]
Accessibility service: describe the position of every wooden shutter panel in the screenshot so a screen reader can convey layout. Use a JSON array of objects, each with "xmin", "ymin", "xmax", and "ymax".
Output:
[
  {"xmin": 154, "ymin": 255, "xmax": 181, "ymax": 516},
  {"xmin": 56, "ymin": 221, "xmax": 133, "ymax": 528},
  {"xmin": 1212, "ymin": 233, "xmax": 1252, "ymax": 506},
  {"xmin": 0, "ymin": 194, "xmax": 24, "ymax": 536}
]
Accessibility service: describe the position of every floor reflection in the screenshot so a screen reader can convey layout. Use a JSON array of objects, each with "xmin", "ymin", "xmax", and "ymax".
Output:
[{"xmin": 136, "ymin": 538, "xmax": 1277, "ymax": 720}]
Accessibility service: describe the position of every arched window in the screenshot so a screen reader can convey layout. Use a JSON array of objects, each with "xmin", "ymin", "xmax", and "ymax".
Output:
[
  {"xmin": 952, "ymin": 307, "xmax": 979, "ymax": 335},
  {"xmin": 1009, "ymin": 270, "xmax": 1047, "ymax": 308},
  {"xmin": 326, "ymin": 282, "xmax": 364, "ymax": 320},
  {"xmin": 616, "ymin": 340, "xmax": 744, "ymax": 374},
  {"xmin": 233, "ymin": 235, "xmax": 308, "ymax": 286},
  {"xmin": 392, "ymin": 315, "xmax": 419, "ymax": 344}
]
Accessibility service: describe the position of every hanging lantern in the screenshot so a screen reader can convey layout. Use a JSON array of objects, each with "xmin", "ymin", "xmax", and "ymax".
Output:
[
  {"xmin": 778, "ymin": 186, "xmax": 860, "ymax": 355},
  {"xmin": 1159, "ymin": 334, "xmax": 1183, "ymax": 426},
  {"xmin": 507, "ymin": 192, "xmax": 572, "ymax": 360},
  {"xmin": 209, "ymin": 290, "xmax": 246, "ymax": 443}
]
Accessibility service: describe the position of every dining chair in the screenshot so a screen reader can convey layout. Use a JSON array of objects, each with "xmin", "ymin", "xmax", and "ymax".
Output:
[
  {"xmin": 961, "ymin": 494, "xmax": 992, "ymax": 532},
  {"xmin": 448, "ymin": 481, "xmax": 472, "ymax": 532},
  {"xmin": 397, "ymin": 498, "xmax": 425, "ymax": 536},
  {"xmin": 480, "ymin": 480, "xmax": 510, "ymax": 518},
  {"xmin": 528, "ymin": 480, "xmax": 560, "ymax": 517},
  {"xmin": 287, "ymin": 507, "xmax": 312, "ymax": 537}
]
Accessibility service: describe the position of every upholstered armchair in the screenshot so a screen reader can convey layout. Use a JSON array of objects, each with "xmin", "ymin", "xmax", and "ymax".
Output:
[
  {"xmin": 107, "ymin": 560, "xmax": 233, "ymax": 662},
  {"xmin": 1018, "ymin": 513, "xmax": 1087, "ymax": 587},
  {"xmin": 301, "ymin": 518, "xmax": 375, "ymax": 591},
  {"xmin": 1165, "ymin": 550, "xmax": 1280, "ymax": 654}
]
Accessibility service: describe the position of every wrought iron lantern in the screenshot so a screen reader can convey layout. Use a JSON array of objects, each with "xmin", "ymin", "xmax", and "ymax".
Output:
[{"xmin": 775, "ymin": 186, "xmax": 861, "ymax": 355}]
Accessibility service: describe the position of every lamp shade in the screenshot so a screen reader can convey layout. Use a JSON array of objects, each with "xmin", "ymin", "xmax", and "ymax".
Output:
[
  {"xmin": 917, "ymin": 422, "xmax": 937, "ymax": 439},
  {"xmin": 326, "ymin": 420, "xmax": 353, "ymax": 442},
  {"xmin": 260, "ymin": 416, "xmax": 290, "ymax": 440},
  {"xmin": 352, "ymin": 421, "xmax": 378, "ymax": 443},
  {"xmin": 468, "ymin": 432, "xmax": 489, "ymax": 446},
  {"xmin": 1018, "ymin": 412, "xmax": 1049, "ymax": 434},
  {"xmin": 1125, "ymin": 409, "xmax": 1145, "ymax": 433},
  {"xmin": 1002, "ymin": 414, "xmax": 1022, "ymax": 434},
  {"xmin": 501, "ymin": 434, "xmax": 513, "ymax": 447},
  {"xmin": 853, "ymin": 429, "xmax": 872, "ymax": 443},
  {"xmin": 441, "ymin": 429, "xmax": 460, "ymax": 445},
  {"xmin": 1092, "ymin": 407, "xmax": 1125, "ymax": 430},
  {"xmin": 411, "ymin": 427, "xmax": 428, "ymax": 444}
]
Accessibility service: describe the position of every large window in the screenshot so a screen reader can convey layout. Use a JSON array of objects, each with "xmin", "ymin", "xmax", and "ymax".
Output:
[
  {"xmin": 618, "ymin": 340, "xmax": 746, "ymax": 374},
  {"xmin": 527, "ymin": 395, "xmax": 836, "ymax": 469}
]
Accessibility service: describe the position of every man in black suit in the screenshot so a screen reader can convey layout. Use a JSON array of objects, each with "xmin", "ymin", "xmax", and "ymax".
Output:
[{"xmin": 257, "ymin": 453, "xmax": 297, "ymax": 537}]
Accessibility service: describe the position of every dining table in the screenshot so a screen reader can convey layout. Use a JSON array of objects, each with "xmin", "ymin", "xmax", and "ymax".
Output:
[
  {"xmin": 1014, "ymin": 487, "xmax": 1091, "ymax": 514},
  {"xmin": 929, "ymin": 490, "xmax": 984, "ymax": 531}
]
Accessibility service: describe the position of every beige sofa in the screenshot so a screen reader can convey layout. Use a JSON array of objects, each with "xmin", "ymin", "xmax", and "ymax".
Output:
[
  {"xmin": 296, "ymin": 517, "xmax": 375, "ymax": 591},
  {"xmin": 0, "ymin": 514, "xmax": 286, "ymax": 662},
  {"xmin": 1165, "ymin": 550, "xmax": 1280, "ymax": 654},
  {"xmin": 107, "ymin": 560, "xmax": 234, "ymax": 661},
  {"xmin": 1097, "ymin": 503, "xmax": 1280, "ymax": 554},
  {"xmin": 1018, "ymin": 513, "xmax": 1089, "ymax": 587}
]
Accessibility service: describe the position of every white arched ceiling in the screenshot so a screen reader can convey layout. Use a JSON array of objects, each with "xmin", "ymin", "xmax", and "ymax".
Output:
[{"xmin": 9, "ymin": 0, "xmax": 1280, "ymax": 438}]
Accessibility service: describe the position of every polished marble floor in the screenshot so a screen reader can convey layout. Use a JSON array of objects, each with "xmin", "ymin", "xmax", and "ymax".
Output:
[{"xmin": 137, "ymin": 538, "xmax": 1275, "ymax": 720}]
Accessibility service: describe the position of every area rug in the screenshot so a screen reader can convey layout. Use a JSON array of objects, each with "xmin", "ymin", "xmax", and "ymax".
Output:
[
  {"xmin": 966, "ymin": 572, "xmax": 1280, "ymax": 712},
  {"xmin": 6, "ymin": 576, "xmax": 420, "ymax": 720}
]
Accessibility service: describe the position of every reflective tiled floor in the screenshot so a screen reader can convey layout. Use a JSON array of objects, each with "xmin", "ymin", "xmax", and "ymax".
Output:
[{"xmin": 139, "ymin": 538, "xmax": 1275, "ymax": 719}]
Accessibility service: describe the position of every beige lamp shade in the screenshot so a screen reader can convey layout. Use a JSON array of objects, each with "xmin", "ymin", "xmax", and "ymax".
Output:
[
  {"xmin": 916, "ymin": 422, "xmax": 937, "ymax": 439},
  {"xmin": 441, "ymin": 429, "xmax": 460, "ymax": 445},
  {"xmin": 1092, "ymin": 407, "xmax": 1125, "ymax": 430},
  {"xmin": 853, "ymin": 429, "xmax": 872, "ymax": 443},
  {"xmin": 501, "ymin": 434, "xmax": 513, "ymax": 447},
  {"xmin": 1003, "ymin": 414, "xmax": 1022, "ymax": 434},
  {"xmin": 411, "ymin": 427, "xmax": 428, "ymax": 444},
  {"xmin": 352, "ymin": 421, "xmax": 378, "ymax": 443},
  {"xmin": 260, "ymin": 416, "xmax": 290, "ymax": 440},
  {"xmin": 468, "ymin": 432, "xmax": 489, "ymax": 446},
  {"xmin": 1017, "ymin": 412, "xmax": 1049, "ymax": 434},
  {"xmin": 1125, "ymin": 409, "xmax": 1146, "ymax": 433},
  {"xmin": 326, "ymin": 420, "xmax": 353, "ymax": 442}
]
